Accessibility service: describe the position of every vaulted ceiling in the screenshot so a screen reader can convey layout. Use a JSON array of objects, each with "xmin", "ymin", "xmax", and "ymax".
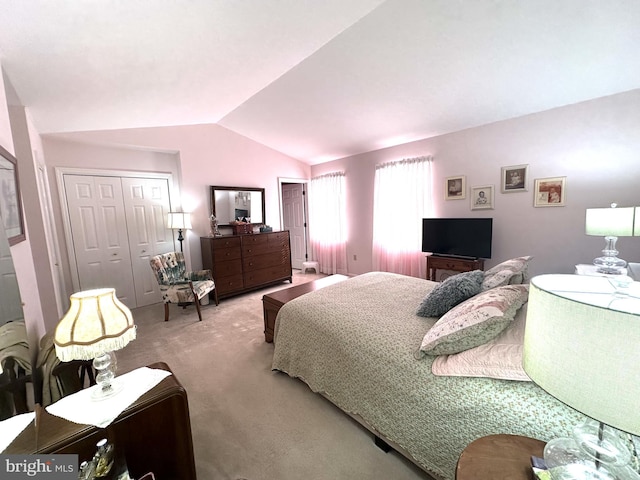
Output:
[{"xmin": 1, "ymin": 0, "xmax": 639, "ymax": 164}]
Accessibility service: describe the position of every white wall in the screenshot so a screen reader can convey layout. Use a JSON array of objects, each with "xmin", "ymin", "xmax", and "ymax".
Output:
[{"xmin": 311, "ymin": 90, "xmax": 640, "ymax": 278}]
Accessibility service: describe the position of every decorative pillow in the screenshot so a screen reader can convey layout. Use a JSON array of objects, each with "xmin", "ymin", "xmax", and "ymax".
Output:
[
  {"xmin": 419, "ymin": 284, "xmax": 529, "ymax": 355},
  {"xmin": 416, "ymin": 270, "xmax": 484, "ymax": 317},
  {"xmin": 431, "ymin": 303, "xmax": 531, "ymax": 381},
  {"xmin": 481, "ymin": 256, "xmax": 532, "ymax": 291}
]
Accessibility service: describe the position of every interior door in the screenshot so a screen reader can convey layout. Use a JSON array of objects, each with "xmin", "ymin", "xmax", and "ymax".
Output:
[
  {"xmin": 121, "ymin": 177, "xmax": 174, "ymax": 307},
  {"xmin": 63, "ymin": 175, "xmax": 136, "ymax": 307},
  {"xmin": 281, "ymin": 183, "xmax": 307, "ymax": 270}
]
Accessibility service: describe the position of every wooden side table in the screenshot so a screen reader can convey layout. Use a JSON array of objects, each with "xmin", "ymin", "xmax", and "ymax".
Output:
[
  {"xmin": 456, "ymin": 434, "xmax": 545, "ymax": 480},
  {"xmin": 5, "ymin": 362, "xmax": 196, "ymax": 480},
  {"xmin": 262, "ymin": 274, "xmax": 349, "ymax": 342},
  {"xmin": 426, "ymin": 255, "xmax": 485, "ymax": 281}
]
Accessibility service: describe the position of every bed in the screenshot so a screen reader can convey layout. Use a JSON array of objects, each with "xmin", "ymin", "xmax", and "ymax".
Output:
[{"xmin": 271, "ymin": 270, "xmax": 585, "ymax": 480}]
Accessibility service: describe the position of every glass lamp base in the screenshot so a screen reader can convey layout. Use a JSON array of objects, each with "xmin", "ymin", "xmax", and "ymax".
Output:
[
  {"xmin": 573, "ymin": 420, "xmax": 631, "ymax": 468},
  {"xmin": 594, "ymin": 236, "xmax": 627, "ymax": 275},
  {"xmin": 549, "ymin": 463, "xmax": 620, "ymax": 480},
  {"xmin": 91, "ymin": 377, "xmax": 124, "ymax": 401}
]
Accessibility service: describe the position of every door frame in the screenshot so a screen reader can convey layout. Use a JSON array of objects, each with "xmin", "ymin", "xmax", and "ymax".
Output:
[
  {"xmin": 56, "ymin": 167, "xmax": 176, "ymax": 293},
  {"xmin": 278, "ymin": 177, "xmax": 309, "ymax": 267}
]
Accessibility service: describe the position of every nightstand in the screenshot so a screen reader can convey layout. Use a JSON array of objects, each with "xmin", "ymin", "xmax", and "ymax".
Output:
[{"xmin": 456, "ymin": 434, "xmax": 545, "ymax": 480}]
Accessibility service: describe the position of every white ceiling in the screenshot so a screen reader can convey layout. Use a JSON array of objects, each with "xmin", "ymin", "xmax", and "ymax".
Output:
[{"xmin": 1, "ymin": 0, "xmax": 639, "ymax": 165}]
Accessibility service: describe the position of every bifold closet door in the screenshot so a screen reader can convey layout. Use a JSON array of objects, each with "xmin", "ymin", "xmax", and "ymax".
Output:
[
  {"xmin": 121, "ymin": 177, "xmax": 173, "ymax": 307},
  {"xmin": 63, "ymin": 175, "xmax": 137, "ymax": 307}
]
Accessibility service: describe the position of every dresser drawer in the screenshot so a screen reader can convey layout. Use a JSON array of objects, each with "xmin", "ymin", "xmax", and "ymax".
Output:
[
  {"xmin": 244, "ymin": 265, "xmax": 291, "ymax": 288},
  {"xmin": 243, "ymin": 252, "xmax": 289, "ymax": 271},
  {"xmin": 212, "ymin": 259, "xmax": 242, "ymax": 277},
  {"xmin": 215, "ymin": 274, "xmax": 244, "ymax": 294},
  {"xmin": 241, "ymin": 234, "xmax": 269, "ymax": 247},
  {"xmin": 213, "ymin": 246, "xmax": 242, "ymax": 263},
  {"xmin": 268, "ymin": 231, "xmax": 290, "ymax": 247},
  {"xmin": 212, "ymin": 236, "xmax": 241, "ymax": 249}
]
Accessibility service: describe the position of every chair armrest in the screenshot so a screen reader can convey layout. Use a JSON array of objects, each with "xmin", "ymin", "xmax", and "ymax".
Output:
[{"xmin": 187, "ymin": 269, "xmax": 213, "ymax": 281}]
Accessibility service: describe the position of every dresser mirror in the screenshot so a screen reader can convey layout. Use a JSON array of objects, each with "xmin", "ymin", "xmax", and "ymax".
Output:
[
  {"xmin": 210, "ymin": 186, "xmax": 265, "ymax": 226},
  {"xmin": 0, "ymin": 215, "xmax": 32, "ymax": 420}
]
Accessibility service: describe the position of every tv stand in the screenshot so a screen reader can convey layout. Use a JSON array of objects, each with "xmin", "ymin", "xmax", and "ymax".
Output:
[{"xmin": 426, "ymin": 255, "xmax": 485, "ymax": 282}]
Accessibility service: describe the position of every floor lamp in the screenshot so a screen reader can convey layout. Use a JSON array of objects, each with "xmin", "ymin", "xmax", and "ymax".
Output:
[{"xmin": 167, "ymin": 212, "xmax": 192, "ymax": 252}]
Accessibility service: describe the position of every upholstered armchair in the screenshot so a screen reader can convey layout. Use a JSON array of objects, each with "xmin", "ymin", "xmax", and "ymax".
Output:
[{"xmin": 149, "ymin": 252, "xmax": 219, "ymax": 322}]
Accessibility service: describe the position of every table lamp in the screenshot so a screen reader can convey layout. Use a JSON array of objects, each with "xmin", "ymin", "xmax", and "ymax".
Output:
[
  {"xmin": 585, "ymin": 203, "xmax": 636, "ymax": 275},
  {"xmin": 523, "ymin": 274, "xmax": 640, "ymax": 478},
  {"xmin": 167, "ymin": 212, "xmax": 192, "ymax": 252},
  {"xmin": 54, "ymin": 288, "xmax": 136, "ymax": 400}
]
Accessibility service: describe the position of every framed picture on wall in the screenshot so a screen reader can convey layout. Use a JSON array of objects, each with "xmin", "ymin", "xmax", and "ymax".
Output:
[
  {"xmin": 0, "ymin": 144, "xmax": 26, "ymax": 245},
  {"xmin": 534, "ymin": 176, "xmax": 566, "ymax": 207},
  {"xmin": 501, "ymin": 164, "xmax": 528, "ymax": 193},
  {"xmin": 445, "ymin": 175, "xmax": 466, "ymax": 200},
  {"xmin": 470, "ymin": 185, "xmax": 494, "ymax": 210}
]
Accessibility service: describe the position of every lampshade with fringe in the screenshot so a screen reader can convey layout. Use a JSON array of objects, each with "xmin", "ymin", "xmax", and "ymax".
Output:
[{"xmin": 54, "ymin": 288, "xmax": 136, "ymax": 399}]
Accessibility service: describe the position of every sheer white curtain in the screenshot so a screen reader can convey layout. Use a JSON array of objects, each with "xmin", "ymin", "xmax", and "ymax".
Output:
[
  {"xmin": 372, "ymin": 156, "xmax": 433, "ymax": 278},
  {"xmin": 308, "ymin": 172, "xmax": 348, "ymax": 275}
]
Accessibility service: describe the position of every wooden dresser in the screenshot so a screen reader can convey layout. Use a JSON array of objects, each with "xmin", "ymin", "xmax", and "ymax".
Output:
[{"xmin": 201, "ymin": 231, "xmax": 292, "ymax": 300}]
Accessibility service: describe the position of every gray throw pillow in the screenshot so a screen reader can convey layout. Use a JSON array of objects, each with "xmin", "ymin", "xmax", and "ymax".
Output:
[{"xmin": 416, "ymin": 270, "xmax": 484, "ymax": 317}]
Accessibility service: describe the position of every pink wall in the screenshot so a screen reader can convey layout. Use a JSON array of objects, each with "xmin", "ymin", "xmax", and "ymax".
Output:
[
  {"xmin": 42, "ymin": 124, "xmax": 311, "ymax": 282},
  {"xmin": 1, "ymin": 68, "xmax": 46, "ymax": 344},
  {"xmin": 311, "ymin": 90, "xmax": 640, "ymax": 278}
]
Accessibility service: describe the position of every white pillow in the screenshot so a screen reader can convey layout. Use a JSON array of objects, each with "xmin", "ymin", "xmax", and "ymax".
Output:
[
  {"xmin": 482, "ymin": 256, "xmax": 532, "ymax": 290},
  {"xmin": 431, "ymin": 303, "xmax": 531, "ymax": 381},
  {"xmin": 419, "ymin": 284, "xmax": 529, "ymax": 355}
]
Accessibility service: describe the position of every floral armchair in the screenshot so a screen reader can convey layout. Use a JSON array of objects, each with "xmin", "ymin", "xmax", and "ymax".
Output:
[{"xmin": 149, "ymin": 252, "xmax": 218, "ymax": 321}]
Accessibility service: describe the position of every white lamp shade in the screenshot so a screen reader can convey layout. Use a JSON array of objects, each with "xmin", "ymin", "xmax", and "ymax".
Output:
[
  {"xmin": 167, "ymin": 212, "xmax": 192, "ymax": 230},
  {"xmin": 54, "ymin": 288, "xmax": 136, "ymax": 362},
  {"xmin": 585, "ymin": 206, "xmax": 635, "ymax": 237},
  {"xmin": 523, "ymin": 274, "xmax": 640, "ymax": 436}
]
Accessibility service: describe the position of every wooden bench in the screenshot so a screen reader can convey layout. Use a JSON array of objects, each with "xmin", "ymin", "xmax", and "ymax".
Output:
[{"xmin": 262, "ymin": 274, "xmax": 349, "ymax": 342}]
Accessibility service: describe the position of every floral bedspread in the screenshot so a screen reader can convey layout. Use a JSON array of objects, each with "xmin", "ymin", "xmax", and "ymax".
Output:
[{"xmin": 271, "ymin": 272, "xmax": 584, "ymax": 480}]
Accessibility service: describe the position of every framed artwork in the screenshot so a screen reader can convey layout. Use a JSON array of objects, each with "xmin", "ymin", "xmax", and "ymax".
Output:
[
  {"xmin": 470, "ymin": 185, "xmax": 494, "ymax": 210},
  {"xmin": 534, "ymin": 176, "xmax": 566, "ymax": 207},
  {"xmin": 0, "ymin": 144, "xmax": 26, "ymax": 245},
  {"xmin": 501, "ymin": 164, "xmax": 528, "ymax": 193},
  {"xmin": 445, "ymin": 175, "xmax": 466, "ymax": 200}
]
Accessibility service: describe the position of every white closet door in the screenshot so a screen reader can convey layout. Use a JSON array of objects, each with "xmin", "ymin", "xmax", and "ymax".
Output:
[
  {"xmin": 121, "ymin": 177, "xmax": 174, "ymax": 307},
  {"xmin": 282, "ymin": 183, "xmax": 306, "ymax": 270},
  {"xmin": 63, "ymin": 175, "xmax": 136, "ymax": 307}
]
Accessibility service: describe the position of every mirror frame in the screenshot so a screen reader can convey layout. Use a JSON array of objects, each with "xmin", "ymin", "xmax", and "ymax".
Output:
[
  {"xmin": 0, "ymin": 144, "xmax": 26, "ymax": 246},
  {"xmin": 210, "ymin": 186, "xmax": 266, "ymax": 227}
]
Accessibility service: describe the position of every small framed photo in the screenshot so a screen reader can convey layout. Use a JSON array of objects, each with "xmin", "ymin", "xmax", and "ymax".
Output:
[
  {"xmin": 470, "ymin": 185, "xmax": 494, "ymax": 210},
  {"xmin": 501, "ymin": 164, "xmax": 528, "ymax": 193},
  {"xmin": 534, "ymin": 176, "xmax": 566, "ymax": 207},
  {"xmin": 445, "ymin": 175, "xmax": 466, "ymax": 200}
]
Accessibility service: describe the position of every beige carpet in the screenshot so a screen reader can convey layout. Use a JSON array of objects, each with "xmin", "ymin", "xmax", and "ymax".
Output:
[{"xmin": 117, "ymin": 271, "xmax": 431, "ymax": 480}]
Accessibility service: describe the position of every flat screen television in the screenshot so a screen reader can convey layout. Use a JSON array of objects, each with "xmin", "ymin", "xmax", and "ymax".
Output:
[{"xmin": 421, "ymin": 218, "xmax": 493, "ymax": 259}]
